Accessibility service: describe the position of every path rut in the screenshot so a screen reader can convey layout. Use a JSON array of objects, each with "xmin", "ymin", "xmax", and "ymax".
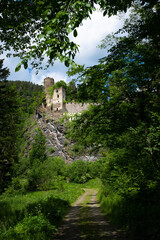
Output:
[{"xmin": 53, "ymin": 189, "xmax": 129, "ymax": 240}]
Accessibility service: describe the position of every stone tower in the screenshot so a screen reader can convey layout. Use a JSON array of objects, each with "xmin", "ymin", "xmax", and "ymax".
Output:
[
  {"xmin": 44, "ymin": 77, "xmax": 66, "ymax": 112},
  {"xmin": 44, "ymin": 77, "xmax": 54, "ymax": 93},
  {"xmin": 44, "ymin": 77, "xmax": 54, "ymax": 110},
  {"xmin": 52, "ymin": 86, "xmax": 66, "ymax": 112}
]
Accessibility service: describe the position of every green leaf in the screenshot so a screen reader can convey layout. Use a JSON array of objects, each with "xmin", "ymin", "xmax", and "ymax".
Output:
[
  {"xmin": 86, "ymin": 3, "xmax": 90, "ymax": 7},
  {"xmin": 47, "ymin": 30, "xmax": 53, "ymax": 35},
  {"xmin": 15, "ymin": 63, "xmax": 22, "ymax": 72},
  {"xmin": 38, "ymin": 34, "xmax": 44, "ymax": 39},
  {"xmin": 73, "ymin": 29, "xmax": 78, "ymax": 37},
  {"xmin": 68, "ymin": 28, "xmax": 72, "ymax": 34},
  {"xmin": 23, "ymin": 61, "xmax": 28, "ymax": 69},
  {"xmin": 65, "ymin": 60, "xmax": 70, "ymax": 67},
  {"xmin": 103, "ymin": 10, "xmax": 108, "ymax": 16}
]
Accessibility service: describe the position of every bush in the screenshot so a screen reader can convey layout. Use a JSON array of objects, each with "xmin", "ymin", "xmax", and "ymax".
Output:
[
  {"xmin": 26, "ymin": 159, "xmax": 43, "ymax": 191},
  {"xmin": 4, "ymin": 178, "xmax": 29, "ymax": 195},
  {"xmin": 49, "ymin": 147, "xmax": 55, "ymax": 153},
  {"xmin": 64, "ymin": 140, "xmax": 68, "ymax": 146},
  {"xmin": 37, "ymin": 157, "xmax": 66, "ymax": 190},
  {"xmin": 38, "ymin": 176, "xmax": 64, "ymax": 191},
  {"xmin": 29, "ymin": 127, "xmax": 47, "ymax": 164},
  {"xmin": 72, "ymin": 144, "xmax": 84, "ymax": 154},
  {"xmin": 0, "ymin": 214, "xmax": 56, "ymax": 240},
  {"xmin": 25, "ymin": 196, "xmax": 69, "ymax": 226},
  {"xmin": 100, "ymin": 183, "xmax": 160, "ymax": 240},
  {"xmin": 26, "ymin": 157, "xmax": 66, "ymax": 191},
  {"xmin": 67, "ymin": 160, "xmax": 91, "ymax": 183}
]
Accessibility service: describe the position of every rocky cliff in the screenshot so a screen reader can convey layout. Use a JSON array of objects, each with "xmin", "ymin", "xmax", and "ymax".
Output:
[{"xmin": 37, "ymin": 112, "xmax": 99, "ymax": 163}]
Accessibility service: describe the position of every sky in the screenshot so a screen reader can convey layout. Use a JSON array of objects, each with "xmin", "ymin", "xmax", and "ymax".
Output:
[{"xmin": 3, "ymin": 8, "xmax": 128, "ymax": 86}]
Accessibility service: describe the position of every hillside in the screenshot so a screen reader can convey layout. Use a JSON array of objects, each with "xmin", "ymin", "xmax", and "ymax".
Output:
[{"xmin": 0, "ymin": 80, "xmax": 44, "ymax": 192}]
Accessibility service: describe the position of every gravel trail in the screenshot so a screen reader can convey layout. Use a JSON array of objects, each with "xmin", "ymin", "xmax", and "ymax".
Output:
[{"xmin": 53, "ymin": 189, "xmax": 129, "ymax": 240}]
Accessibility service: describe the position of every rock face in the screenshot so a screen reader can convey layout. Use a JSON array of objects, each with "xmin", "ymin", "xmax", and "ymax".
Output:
[
  {"xmin": 37, "ymin": 113, "xmax": 99, "ymax": 163},
  {"xmin": 38, "ymin": 118, "xmax": 72, "ymax": 162}
]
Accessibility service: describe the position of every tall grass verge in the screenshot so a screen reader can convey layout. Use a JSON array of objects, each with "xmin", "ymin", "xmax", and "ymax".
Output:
[
  {"xmin": 0, "ymin": 183, "xmax": 84, "ymax": 240},
  {"xmin": 99, "ymin": 185, "xmax": 160, "ymax": 240}
]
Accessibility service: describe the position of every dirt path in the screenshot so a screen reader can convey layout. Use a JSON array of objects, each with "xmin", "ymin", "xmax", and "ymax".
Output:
[{"xmin": 53, "ymin": 189, "xmax": 129, "ymax": 240}]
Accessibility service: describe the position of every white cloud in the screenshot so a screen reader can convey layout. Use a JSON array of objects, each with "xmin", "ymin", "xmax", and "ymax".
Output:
[
  {"xmin": 30, "ymin": 68, "xmax": 68, "ymax": 86},
  {"xmin": 70, "ymin": 10, "xmax": 125, "ymax": 65}
]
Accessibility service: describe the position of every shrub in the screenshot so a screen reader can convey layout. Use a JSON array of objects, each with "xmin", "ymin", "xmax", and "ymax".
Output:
[
  {"xmin": 63, "ymin": 99, "xmax": 67, "ymax": 104},
  {"xmin": 26, "ymin": 159, "xmax": 43, "ymax": 191},
  {"xmin": 4, "ymin": 178, "xmax": 29, "ymax": 194},
  {"xmin": 0, "ymin": 214, "xmax": 56, "ymax": 240},
  {"xmin": 64, "ymin": 140, "xmax": 68, "ymax": 147},
  {"xmin": 67, "ymin": 160, "xmax": 91, "ymax": 183},
  {"xmin": 100, "ymin": 183, "xmax": 160, "ymax": 240},
  {"xmin": 49, "ymin": 147, "xmax": 55, "ymax": 153},
  {"xmin": 72, "ymin": 144, "xmax": 84, "ymax": 154},
  {"xmin": 29, "ymin": 127, "xmax": 47, "ymax": 164},
  {"xmin": 27, "ymin": 157, "xmax": 66, "ymax": 191}
]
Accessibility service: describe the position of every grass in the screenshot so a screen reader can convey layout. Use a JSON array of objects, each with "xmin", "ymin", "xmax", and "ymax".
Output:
[
  {"xmin": 0, "ymin": 179, "xmax": 101, "ymax": 240},
  {"xmin": 0, "ymin": 182, "xmax": 84, "ymax": 239},
  {"xmin": 0, "ymin": 182, "xmax": 84, "ymax": 208},
  {"xmin": 99, "ymin": 184, "xmax": 160, "ymax": 240},
  {"xmin": 82, "ymin": 177, "xmax": 102, "ymax": 190}
]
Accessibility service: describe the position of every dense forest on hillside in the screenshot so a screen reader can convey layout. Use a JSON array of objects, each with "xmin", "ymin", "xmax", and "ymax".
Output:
[
  {"xmin": 5, "ymin": 80, "xmax": 44, "ymax": 114},
  {"xmin": 0, "ymin": 69, "xmax": 44, "ymax": 193},
  {"xmin": 0, "ymin": 0, "xmax": 160, "ymax": 239}
]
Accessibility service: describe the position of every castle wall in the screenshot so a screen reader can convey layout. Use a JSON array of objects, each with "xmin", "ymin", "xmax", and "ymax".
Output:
[
  {"xmin": 63, "ymin": 103, "xmax": 90, "ymax": 114},
  {"xmin": 52, "ymin": 87, "xmax": 65, "ymax": 112}
]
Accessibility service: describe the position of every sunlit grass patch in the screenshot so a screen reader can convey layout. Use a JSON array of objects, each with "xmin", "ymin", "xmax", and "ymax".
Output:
[
  {"xmin": 0, "ymin": 183, "xmax": 84, "ymax": 240},
  {"xmin": 82, "ymin": 178, "xmax": 102, "ymax": 189}
]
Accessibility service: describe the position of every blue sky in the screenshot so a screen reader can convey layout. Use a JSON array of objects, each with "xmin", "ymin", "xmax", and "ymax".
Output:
[{"xmin": 2, "ymin": 8, "xmax": 128, "ymax": 85}]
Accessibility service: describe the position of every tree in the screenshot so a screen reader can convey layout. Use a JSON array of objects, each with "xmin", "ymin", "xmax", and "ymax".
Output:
[
  {"xmin": 0, "ymin": 0, "xmax": 156, "ymax": 70},
  {"xmin": 0, "ymin": 59, "xmax": 10, "ymax": 80},
  {"xmin": 66, "ymin": 80, "xmax": 77, "ymax": 102},
  {"xmin": 67, "ymin": 1, "xmax": 160, "ymax": 183},
  {"xmin": 27, "ymin": 127, "xmax": 47, "ymax": 190},
  {"xmin": 29, "ymin": 127, "xmax": 47, "ymax": 164},
  {"xmin": 0, "ymin": 82, "xmax": 22, "ymax": 193}
]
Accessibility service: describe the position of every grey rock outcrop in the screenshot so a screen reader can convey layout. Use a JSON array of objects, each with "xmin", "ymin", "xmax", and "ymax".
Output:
[{"xmin": 37, "ymin": 113, "xmax": 100, "ymax": 163}]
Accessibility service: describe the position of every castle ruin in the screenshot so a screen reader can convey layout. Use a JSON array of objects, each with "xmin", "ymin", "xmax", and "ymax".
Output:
[{"xmin": 44, "ymin": 77, "xmax": 90, "ymax": 114}]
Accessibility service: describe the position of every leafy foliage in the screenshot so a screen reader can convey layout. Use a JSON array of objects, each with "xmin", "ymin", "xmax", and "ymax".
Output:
[
  {"xmin": 0, "ymin": 59, "xmax": 10, "ymax": 80},
  {"xmin": 6, "ymin": 80, "xmax": 44, "ymax": 115},
  {"xmin": 0, "ymin": 82, "xmax": 22, "ymax": 193},
  {"xmin": 1, "ymin": 1, "xmax": 160, "ymax": 239},
  {"xmin": 1, "ymin": 214, "xmax": 55, "ymax": 240},
  {"xmin": 29, "ymin": 127, "xmax": 47, "ymax": 164},
  {"xmin": 47, "ymin": 80, "xmax": 67, "ymax": 97},
  {"xmin": 66, "ymin": 160, "xmax": 91, "ymax": 183},
  {"xmin": 1, "ymin": 0, "xmax": 152, "ymax": 70},
  {"xmin": 67, "ymin": 0, "xmax": 160, "ymax": 185}
]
